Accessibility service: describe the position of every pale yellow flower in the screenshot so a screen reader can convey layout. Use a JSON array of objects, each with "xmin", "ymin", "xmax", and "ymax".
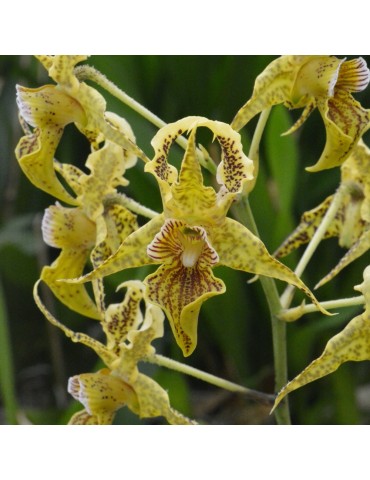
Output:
[
  {"xmin": 232, "ymin": 56, "xmax": 370, "ymax": 171},
  {"xmin": 15, "ymin": 55, "xmax": 148, "ymax": 203}
]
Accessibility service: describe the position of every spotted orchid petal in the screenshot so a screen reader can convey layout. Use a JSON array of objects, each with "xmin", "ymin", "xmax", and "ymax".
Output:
[
  {"xmin": 308, "ymin": 89, "xmax": 370, "ymax": 171},
  {"xmin": 146, "ymin": 116, "xmax": 253, "ymax": 212},
  {"xmin": 316, "ymin": 228, "xmax": 370, "ymax": 289},
  {"xmin": 15, "ymin": 85, "xmax": 84, "ymax": 204},
  {"xmin": 274, "ymin": 195, "xmax": 340, "ymax": 258},
  {"xmin": 40, "ymin": 203, "xmax": 100, "ymax": 319},
  {"xmin": 211, "ymin": 217, "xmax": 330, "ymax": 316},
  {"xmin": 68, "ymin": 369, "xmax": 139, "ymax": 425},
  {"xmin": 145, "ymin": 219, "xmax": 225, "ymax": 356},
  {"xmin": 272, "ymin": 266, "xmax": 370, "ymax": 411}
]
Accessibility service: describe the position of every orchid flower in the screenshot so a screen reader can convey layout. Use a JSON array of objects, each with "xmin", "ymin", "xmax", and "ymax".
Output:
[
  {"xmin": 40, "ymin": 119, "xmax": 139, "ymax": 319},
  {"xmin": 272, "ymin": 265, "xmax": 370, "ymax": 412},
  {"xmin": 15, "ymin": 55, "xmax": 148, "ymax": 204},
  {"xmin": 66, "ymin": 116, "xmax": 330, "ymax": 356},
  {"xmin": 275, "ymin": 139, "xmax": 370, "ymax": 288},
  {"xmin": 231, "ymin": 56, "xmax": 370, "ymax": 171},
  {"xmin": 34, "ymin": 279, "xmax": 196, "ymax": 425}
]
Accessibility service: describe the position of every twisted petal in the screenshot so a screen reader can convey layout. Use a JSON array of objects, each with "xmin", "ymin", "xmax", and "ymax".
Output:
[
  {"xmin": 33, "ymin": 280, "xmax": 116, "ymax": 367},
  {"xmin": 146, "ymin": 116, "xmax": 253, "ymax": 211},
  {"xmin": 77, "ymin": 141, "xmax": 130, "ymax": 222},
  {"xmin": 273, "ymin": 266, "xmax": 370, "ymax": 411},
  {"xmin": 212, "ymin": 218, "xmax": 330, "ymax": 315},
  {"xmin": 307, "ymin": 90, "xmax": 370, "ymax": 171},
  {"xmin": 132, "ymin": 373, "xmax": 196, "ymax": 424},
  {"xmin": 104, "ymin": 281, "xmax": 145, "ymax": 354},
  {"xmin": 68, "ymin": 369, "xmax": 139, "ymax": 424},
  {"xmin": 231, "ymin": 56, "xmax": 313, "ymax": 131},
  {"xmin": 274, "ymin": 195, "xmax": 340, "ymax": 258},
  {"xmin": 41, "ymin": 250, "xmax": 101, "ymax": 320},
  {"xmin": 41, "ymin": 204, "xmax": 100, "ymax": 318},
  {"xmin": 68, "ymin": 409, "xmax": 100, "ymax": 425},
  {"xmin": 15, "ymin": 84, "xmax": 86, "ymax": 204},
  {"xmin": 316, "ymin": 228, "xmax": 370, "ymax": 288}
]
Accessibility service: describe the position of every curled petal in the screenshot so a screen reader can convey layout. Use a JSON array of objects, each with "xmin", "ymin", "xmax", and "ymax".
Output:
[
  {"xmin": 231, "ymin": 56, "xmax": 311, "ymax": 131},
  {"xmin": 147, "ymin": 116, "xmax": 253, "ymax": 203},
  {"xmin": 272, "ymin": 311, "xmax": 370, "ymax": 412},
  {"xmin": 307, "ymin": 90, "xmax": 370, "ymax": 172},
  {"xmin": 274, "ymin": 195, "xmax": 339, "ymax": 258},
  {"xmin": 132, "ymin": 373, "xmax": 197, "ymax": 424},
  {"xmin": 68, "ymin": 409, "xmax": 100, "ymax": 425},
  {"xmin": 42, "ymin": 203, "xmax": 96, "ymax": 250},
  {"xmin": 15, "ymin": 126, "xmax": 78, "ymax": 205},
  {"xmin": 315, "ymin": 228, "xmax": 370, "ymax": 289},
  {"xmin": 68, "ymin": 370, "xmax": 138, "ymax": 424},
  {"xmin": 104, "ymin": 281, "xmax": 145, "ymax": 353},
  {"xmin": 34, "ymin": 280, "xmax": 115, "ymax": 366},
  {"xmin": 41, "ymin": 250, "xmax": 101, "ymax": 320}
]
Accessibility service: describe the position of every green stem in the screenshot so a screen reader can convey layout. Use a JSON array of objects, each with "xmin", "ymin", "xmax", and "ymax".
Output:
[
  {"xmin": 279, "ymin": 295, "xmax": 365, "ymax": 322},
  {"xmin": 74, "ymin": 65, "xmax": 217, "ymax": 175},
  {"xmin": 280, "ymin": 183, "xmax": 348, "ymax": 309},
  {"xmin": 104, "ymin": 193, "xmax": 159, "ymax": 219},
  {"xmin": 236, "ymin": 198, "xmax": 291, "ymax": 424},
  {"xmin": 146, "ymin": 353, "xmax": 275, "ymax": 406},
  {"xmin": 236, "ymin": 108, "xmax": 291, "ymax": 423},
  {"xmin": 0, "ymin": 277, "xmax": 18, "ymax": 424}
]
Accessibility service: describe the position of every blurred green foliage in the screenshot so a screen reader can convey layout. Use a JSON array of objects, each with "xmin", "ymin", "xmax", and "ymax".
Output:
[{"xmin": 1, "ymin": 55, "xmax": 370, "ymax": 425}]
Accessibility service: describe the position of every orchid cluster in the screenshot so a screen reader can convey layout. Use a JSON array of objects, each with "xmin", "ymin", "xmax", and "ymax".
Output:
[{"xmin": 15, "ymin": 55, "xmax": 370, "ymax": 424}]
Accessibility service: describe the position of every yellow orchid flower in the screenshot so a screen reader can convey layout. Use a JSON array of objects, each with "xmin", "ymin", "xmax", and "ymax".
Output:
[
  {"xmin": 231, "ymin": 56, "xmax": 370, "ymax": 171},
  {"xmin": 15, "ymin": 55, "xmax": 148, "ymax": 203},
  {"xmin": 34, "ymin": 279, "xmax": 196, "ymax": 425},
  {"xmin": 40, "ymin": 134, "xmax": 139, "ymax": 319},
  {"xmin": 272, "ymin": 265, "xmax": 370, "ymax": 412},
  {"xmin": 275, "ymin": 139, "xmax": 370, "ymax": 288},
  {"xmin": 67, "ymin": 116, "xmax": 330, "ymax": 356}
]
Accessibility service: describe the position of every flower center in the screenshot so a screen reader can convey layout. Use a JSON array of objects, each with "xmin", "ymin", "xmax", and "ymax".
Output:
[{"xmin": 178, "ymin": 227, "xmax": 205, "ymax": 268}]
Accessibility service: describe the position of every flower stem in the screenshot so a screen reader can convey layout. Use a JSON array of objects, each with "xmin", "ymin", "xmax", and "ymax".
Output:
[
  {"xmin": 146, "ymin": 353, "xmax": 275, "ymax": 406},
  {"xmin": 236, "ymin": 197, "xmax": 291, "ymax": 424},
  {"xmin": 104, "ymin": 193, "xmax": 159, "ymax": 219},
  {"xmin": 279, "ymin": 295, "xmax": 365, "ymax": 322},
  {"xmin": 233, "ymin": 107, "xmax": 291, "ymax": 424},
  {"xmin": 74, "ymin": 65, "xmax": 217, "ymax": 175}
]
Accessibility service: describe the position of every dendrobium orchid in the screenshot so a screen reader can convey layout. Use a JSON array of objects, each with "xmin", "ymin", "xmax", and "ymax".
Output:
[
  {"xmin": 15, "ymin": 55, "xmax": 148, "ymax": 204},
  {"xmin": 34, "ymin": 279, "xmax": 195, "ymax": 425},
  {"xmin": 231, "ymin": 56, "xmax": 370, "ymax": 171},
  {"xmin": 272, "ymin": 265, "xmax": 370, "ymax": 411},
  {"xmin": 67, "ymin": 116, "xmax": 330, "ymax": 356},
  {"xmin": 275, "ymin": 139, "xmax": 370, "ymax": 288}
]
